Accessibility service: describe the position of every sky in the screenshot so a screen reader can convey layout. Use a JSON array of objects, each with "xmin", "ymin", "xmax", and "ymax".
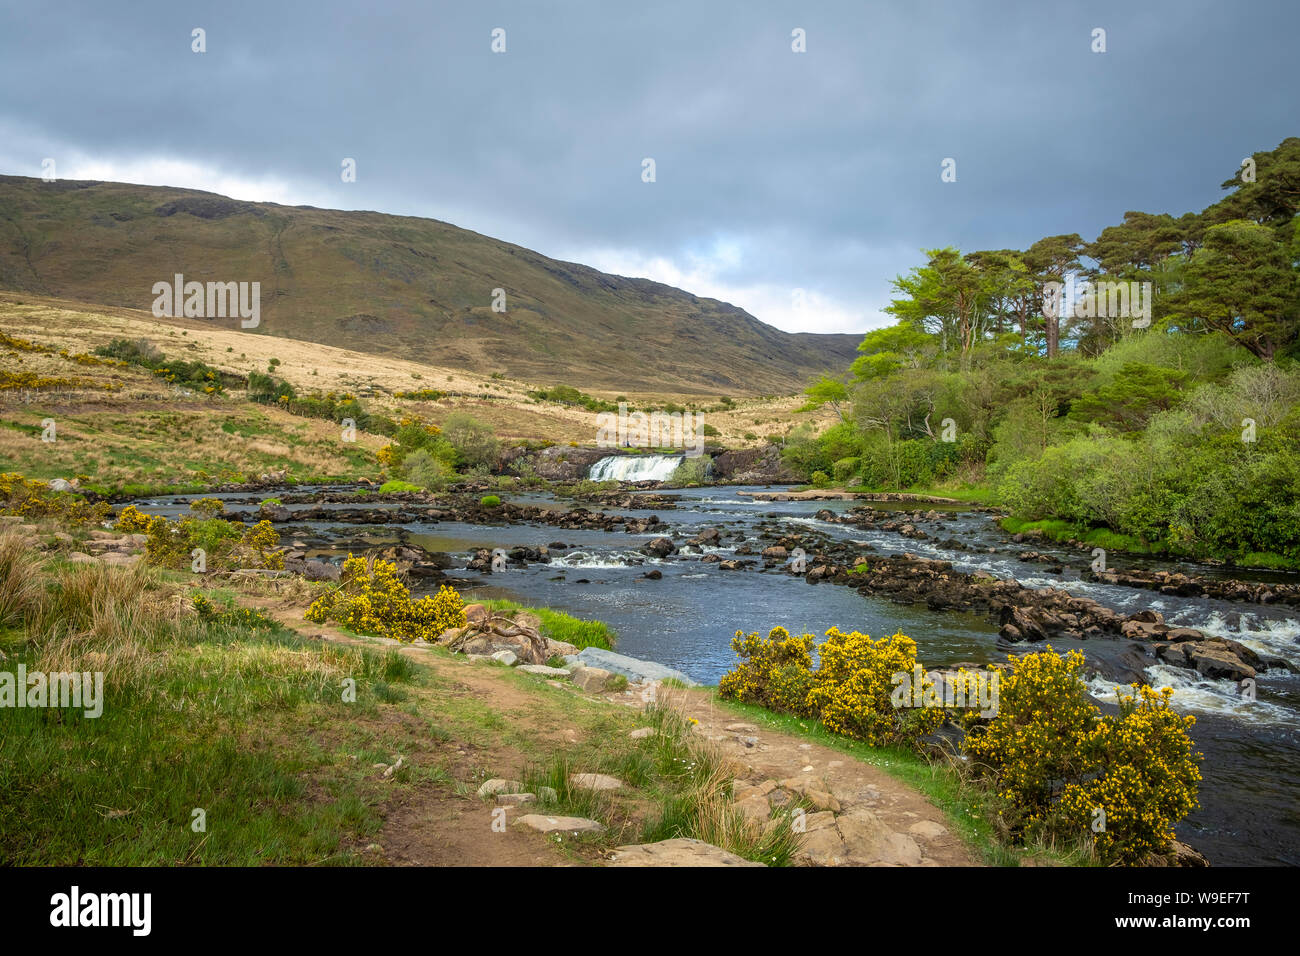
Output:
[{"xmin": 0, "ymin": 0, "xmax": 1295, "ymax": 335}]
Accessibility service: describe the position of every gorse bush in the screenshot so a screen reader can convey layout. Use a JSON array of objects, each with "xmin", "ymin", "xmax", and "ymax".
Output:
[
  {"xmin": 720, "ymin": 631, "xmax": 1202, "ymax": 863},
  {"xmin": 113, "ymin": 504, "xmax": 152, "ymax": 533},
  {"xmin": 719, "ymin": 625, "xmax": 941, "ymax": 747},
  {"xmin": 189, "ymin": 497, "xmax": 226, "ymax": 518},
  {"xmin": 718, "ymin": 627, "xmax": 816, "ymax": 716},
  {"xmin": 305, "ymin": 555, "xmax": 466, "ymax": 643},
  {"xmin": 142, "ymin": 514, "xmax": 283, "ymax": 571},
  {"xmin": 95, "ymin": 338, "xmax": 232, "ymax": 394},
  {"xmin": 806, "ymin": 627, "xmax": 944, "ymax": 746},
  {"xmin": 959, "ymin": 647, "xmax": 1201, "ymax": 864},
  {"xmin": 0, "ymin": 473, "xmax": 112, "ymax": 525}
]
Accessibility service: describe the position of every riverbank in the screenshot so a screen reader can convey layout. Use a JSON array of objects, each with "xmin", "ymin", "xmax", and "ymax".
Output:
[
  {"xmin": 10, "ymin": 475, "xmax": 1300, "ymax": 865},
  {"xmin": 0, "ymin": 527, "xmax": 1010, "ymax": 866}
]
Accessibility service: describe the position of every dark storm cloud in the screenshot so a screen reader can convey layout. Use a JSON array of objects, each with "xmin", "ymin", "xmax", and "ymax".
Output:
[{"xmin": 0, "ymin": 0, "xmax": 1295, "ymax": 332}]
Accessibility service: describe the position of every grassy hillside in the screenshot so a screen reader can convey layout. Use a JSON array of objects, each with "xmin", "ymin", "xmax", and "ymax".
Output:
[
  {"xmin": 0, "ymin": 295, "xmax": 834, "ymax": 491},
  {"xmin": 0, "ymin": 176, "xmax": 858, "ymax": 395}
]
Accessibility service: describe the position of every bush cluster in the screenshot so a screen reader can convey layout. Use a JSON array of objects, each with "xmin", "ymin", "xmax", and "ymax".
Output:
[
  {"xmin": 720, "ymin": 630, "xmax": 1202, "ymax": 863},
  {"xmin": 305, "ymin": 555, "xmax": 466, "ymax": 643},
  {"xmin": 0, "ymin": 473, "xmax": 111, "ymax": 525},
  {"xmin": 960, "ymin": 647, "xmax": 1201, "ymax": 865}
]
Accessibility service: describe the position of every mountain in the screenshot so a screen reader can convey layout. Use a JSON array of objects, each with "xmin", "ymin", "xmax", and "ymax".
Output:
[{"xmin": 0, "ymin": 176, "xmax": 860, "ymax": 394}]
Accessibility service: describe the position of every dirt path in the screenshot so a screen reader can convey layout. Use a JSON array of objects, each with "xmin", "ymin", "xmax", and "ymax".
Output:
[
  {"xmin": 651, "ymin": 686, "xmax": 978, "ymax": 866},
  {"xmin": 251, "ymin": 594, "xmax": 979, "ymax": 867}
]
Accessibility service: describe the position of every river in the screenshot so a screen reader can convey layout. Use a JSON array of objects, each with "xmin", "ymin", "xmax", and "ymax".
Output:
[{"xmin": 130, "ymin": 484, "xmax": 1300, "ymax": 865}]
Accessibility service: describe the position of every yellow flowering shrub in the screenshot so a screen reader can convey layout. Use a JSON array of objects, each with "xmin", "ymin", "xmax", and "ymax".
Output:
[
  {"xmin": 232, "ymin": 519, "xmax": 284, "ymax": 570},
  {"xmin": 961, "ymin": 647, "xmax": 1201, "ymax": 864},
  {"xmin": 1056, "ymin": 685, "xmax": 1201, "ymax": 864},
  {"xmin": 305, "ymin": 555, "xmax": 466, "ymax": 643},
  {"xmin": 718, "ymin": 626, "xmax": 816, "ymax": 716},
  {"xmin": 142, "ymin": 514, "xmax": 281, "ymax": 570},
  {"xmin": 718, "ymin": 625, "xmax": 943, "ymax": 748},
  {"xmin": 113, "ymin": 504, "xmax": 153, "ymax": 533},
  {"xmin": 0, "ymin": 472, "xmax": 111, "ymax": 524},
  {"xmin": 806, "ymin": 627, "xmax": 944, "ymax": 746},
  {"xmin": 189, "ymin": 497, "xmax": 226, "ymax": 518},
  {"xmin": 959, "ymin": 647, "xmax": 1097, "ymax": 812}
]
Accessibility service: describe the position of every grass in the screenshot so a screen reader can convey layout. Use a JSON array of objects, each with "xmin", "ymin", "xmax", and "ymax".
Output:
[
  {"xmin": 844, "ymin": 482, "xmax": 998, "ymax": 505},
  {"xmin": 480, "ymin": 598, "xmax": 616, "ymax": 650},
  {"xmin": 0, "ymin": 541, "xmax": 427, "ymax": 864},
  {"xmin": 999, "ymin": 515, "xmax": 1300, "ymax": 570},
  {"xmin": 0, "ymin": 295, "xmax": 830, "ymax": 452},
  {"xmin": 511, "ymin": 702, "xmax": 804, "ymax": 865}
]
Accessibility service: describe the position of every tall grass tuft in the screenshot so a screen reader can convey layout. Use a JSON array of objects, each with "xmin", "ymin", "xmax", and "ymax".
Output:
[{"xmin": 0, "ymin": 529, "xmax": 43, "ymax": 629}]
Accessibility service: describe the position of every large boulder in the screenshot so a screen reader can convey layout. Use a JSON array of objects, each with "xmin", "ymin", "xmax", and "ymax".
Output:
[
  {"xmin": 711, "ymin": 445, "xmax": 801, "ymax": 484},
  {"xmin": 641, "ymin": 536, "xmax": 677, "ymax": 558}
]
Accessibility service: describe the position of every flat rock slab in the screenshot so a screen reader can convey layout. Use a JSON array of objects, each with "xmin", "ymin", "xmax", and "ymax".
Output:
[
  {"xmin": 608, "ymin": 838, "xmax": 764, "ymax": 867},
  {"xmin": 569, "ymin": 665, "xmax": 614, "ymax": 692},
  {"xmin": 908, "ymin": 820, "xmax": 948, "ymax": 840},
  {"xmin": 835, "ymin": 809, "xmax": 924, "ymax": 866},
  {"xmin": 573, "ymin": 647, "xmax": 697, "ymax": 686},
  {"xmin": 477, "ymin": 778, "xmax": 522, "ymax": 798},
  {"xmin": 793, "ymin": 808, "xmax": 925, "ymax": 867},
  {"xmin": 569, "ymin": 773, "xmax": 623, "ymax": 791},
  {"xmin": 517, "ymin": 664, "xmax": 571, "ymax": 678},
  {"xmin": 515, "ymin": 814, "xmax": 604, "ymax": 835}
]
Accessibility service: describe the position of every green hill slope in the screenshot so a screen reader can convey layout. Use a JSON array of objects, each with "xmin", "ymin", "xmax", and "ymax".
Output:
[{"xmin": 0, "ymin": 176, "xmax": 859, "ymax": 394}]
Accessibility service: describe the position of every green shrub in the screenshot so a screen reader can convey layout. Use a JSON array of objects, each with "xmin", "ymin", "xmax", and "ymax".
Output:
[
  {"xmin": 670, "ymin": 456, "xmax": 712, "ymax": 485},
  {"xmin": 832, "ymin": 457, "xmax": 861, "ymax": 483}
]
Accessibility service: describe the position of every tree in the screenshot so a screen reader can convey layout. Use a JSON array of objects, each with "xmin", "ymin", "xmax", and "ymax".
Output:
[
  {"xmin": 968, "ymin": 249, "xmax": 1035, "ymax": 344},
  {"xmin": 1085, "ymin": 211, "xmax": 1185, "ymax": 278},
  {"xmin": 441, "ymin": 412, "xmax": 500, "ymax": 469},
  {"xmin": 1173, "ymin": 220, "xmax": 1297, "ymax": 360},
  {"xmin": 1207, "ymin": 137, "xmax": 1300, "ymax": 229},
  {"xmin": 884, "ymin": 248, "xmax": 986, "ymax": 370},
  {"xmin": 1024, "ymin": 234, "xmax": 1084, "ymax": 357},
  {"xmin": 851, "ymin": 321, "xmax": 934, "ymax": 380},
  {"xmin": 1068, "ymin": 363, "xmax": 1191, "ymax": 431},
  {"xmin": 799, "ymin": 374, "xmax": 850, "ymax": 421}
]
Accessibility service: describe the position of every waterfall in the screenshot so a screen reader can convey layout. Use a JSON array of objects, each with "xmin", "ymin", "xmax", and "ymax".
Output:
[{"xmin": 587, "ymin": 454, "xmax": 684, "ymax": 482}]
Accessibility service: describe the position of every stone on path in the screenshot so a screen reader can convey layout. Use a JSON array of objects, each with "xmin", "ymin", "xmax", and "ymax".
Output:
[
  {"xmin": 609, "ymin": 838, "xmax": 764, "ymax": 867},
  {"xmin": 908, "ymin": 820, "xmax": 948, "ymax": 840},
  {"xmin": 496, "ymin": 792, "xmax": 536, "ymax": 805},
  {"xmin": 490, "ymin": 649, "xmax": 518, "ymax": 666},
  {"xmin": 835, "ymin": 809, "xmax": 924, "ymax": 866},
  {"xmin": 571, "ymin": 647, "xmax": 697, "ymax": 686},
  {"xmin": 477, "ymin": 778, "xmax": 522, "ymax": 798},
  {"xmin": 569, "ymin": 773, "xmax": 623, "ymax": 791},
  {"xmin": 515, "ymin": 814, "xmax": 604, "ymax": 835},
  {"xmin": 734, "ymin": 793, "xmax": 771, "ymax": 824},
  {"xmin": 569, "ymin": 665, "xmax": 614, "ymax": 692},
  {"xmin": 517, "ymin": 664, "xmax": 571, "ymax": 678}
]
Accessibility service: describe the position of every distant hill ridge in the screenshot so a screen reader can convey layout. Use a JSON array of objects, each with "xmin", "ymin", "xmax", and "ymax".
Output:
[{"xmin": 0, "ymin": 175, "xmax": 860, "ymax": 394}]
